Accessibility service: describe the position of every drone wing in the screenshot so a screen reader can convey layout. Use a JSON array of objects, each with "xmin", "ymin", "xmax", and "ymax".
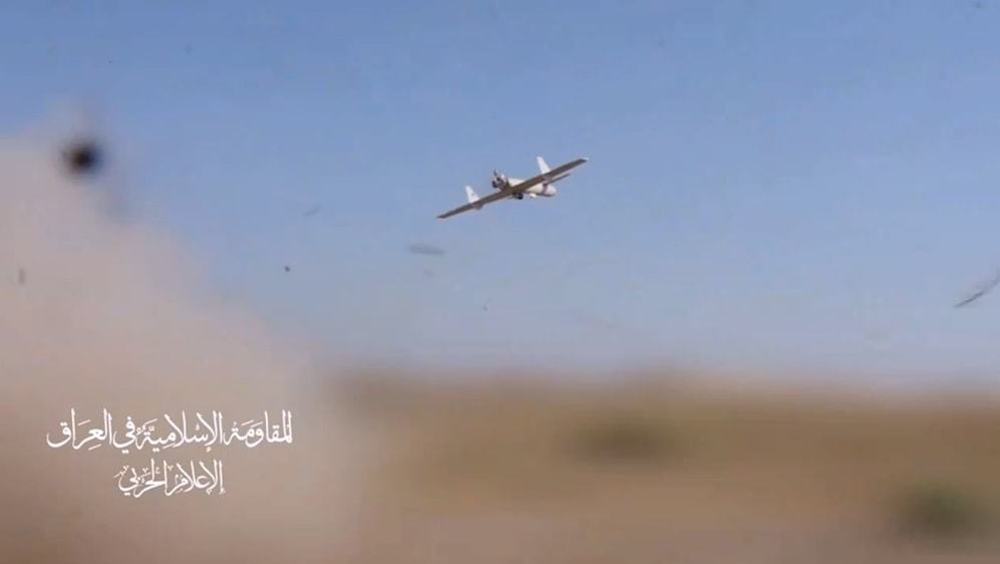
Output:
[{"xmin": 437, "ymin": 186, "xmax": 516, "ymax": 219}]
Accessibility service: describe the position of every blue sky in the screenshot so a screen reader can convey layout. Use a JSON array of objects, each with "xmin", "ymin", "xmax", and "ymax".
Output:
[{"xmin": 4, "ymin": 1, "xmax": 1000, "ymax": 377}]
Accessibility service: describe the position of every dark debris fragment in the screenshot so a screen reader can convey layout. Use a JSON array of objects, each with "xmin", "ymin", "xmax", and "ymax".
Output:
[
  {"xmin": 955, "ymin": 269, "xmax": 1000, "ymax": 308},
  {"xmin": 61, "ymin": 139, "xmax": 103, "ymax": 177},
  {"xmin": 407, "ymin": 243, "xmax": 446, "ymax": 257}
]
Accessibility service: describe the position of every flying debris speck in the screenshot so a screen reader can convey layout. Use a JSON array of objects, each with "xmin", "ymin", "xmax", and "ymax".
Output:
[
  {"xmin": 61, "ymin": 139, "xmax": 103, "ymax": 176},
  {"xmin": 954, "ymin": 269, "xmax": 1000, "ymax": 308},
  {"xmin": 17, "ymin": 267, "xmax": 26, "ymax": 286},
  {"xmin": 284, "ymin": 265, "xmax": 291, "ymax": 273},
  {"xmin": 407, "ymin": 243, "xmax": 446, "ymax": 257},
  {"xmin": 302, "ymin": 204, "xmax": 322, "ymax": 218}
]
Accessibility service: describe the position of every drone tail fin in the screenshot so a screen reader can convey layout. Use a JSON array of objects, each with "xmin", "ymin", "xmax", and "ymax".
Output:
[
  {"xmin": 465, "ymin": 185, "xmax": 480, "ymax": 204},
  {"xmin": 536, "ymin": 156, "xmax": 550, "ymax": 174}
]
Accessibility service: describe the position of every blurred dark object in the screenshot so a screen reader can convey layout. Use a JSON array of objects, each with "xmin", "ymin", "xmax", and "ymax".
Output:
[
  {"xmin": 568, "ymin": 414, "xmax": 677, "ymax": 464},
  {"xmin": 17, "ymin": 267, "xmax": 26, "ymax": 286},
  {"xmin": 61, "ymin": 139, "xmax": 103, "ymax": 176},
  {"xmin": 407, "ymin": 243, "xmax": 446, "ymax": 257},
  {"xmin": 955, "ymin": 268, "xmax": 1000, "ymax": 308},
  {"xmin": 896, "ymin": 482, "xmax": 989, "ymax": 540}
]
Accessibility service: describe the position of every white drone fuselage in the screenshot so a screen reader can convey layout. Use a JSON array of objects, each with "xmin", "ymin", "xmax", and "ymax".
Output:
[
  {"xmin": 491, "ymin": 174, "xmax": 559, "ymax": 198},
  {"xmin": 439, "ymin": 156, "xmax": 588, "ymax": 219},
  {"xmin": 489, "ymin": 156, "xmax": 570, "ymax": 199}
]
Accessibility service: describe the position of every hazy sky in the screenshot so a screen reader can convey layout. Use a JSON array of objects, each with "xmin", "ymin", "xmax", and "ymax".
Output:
[{"xmin": 4, "ymin": 1, "xmax": 1000, "ymax": 377}]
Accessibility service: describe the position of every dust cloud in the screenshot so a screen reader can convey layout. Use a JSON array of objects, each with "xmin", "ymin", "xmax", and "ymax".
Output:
[{"xmin": 0, "ymin": 137, "xmax": 363, "ymax": 563}]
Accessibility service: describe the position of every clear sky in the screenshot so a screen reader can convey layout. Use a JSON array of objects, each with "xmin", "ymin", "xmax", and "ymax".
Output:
[{"xmin": 4, "ymin": 1, "xmax": 1000, "ymax": 377}]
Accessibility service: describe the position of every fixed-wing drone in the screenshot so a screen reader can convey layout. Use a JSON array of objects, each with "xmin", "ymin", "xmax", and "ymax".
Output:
[{"xmin": 437, "ymin": 156, "xmax": 588, "ymax": 219}]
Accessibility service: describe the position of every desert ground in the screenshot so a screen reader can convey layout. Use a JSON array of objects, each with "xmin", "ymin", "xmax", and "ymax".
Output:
[{"xmin": 338, "ymin": 374, "xmax": 1000, "ymax": 563}]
